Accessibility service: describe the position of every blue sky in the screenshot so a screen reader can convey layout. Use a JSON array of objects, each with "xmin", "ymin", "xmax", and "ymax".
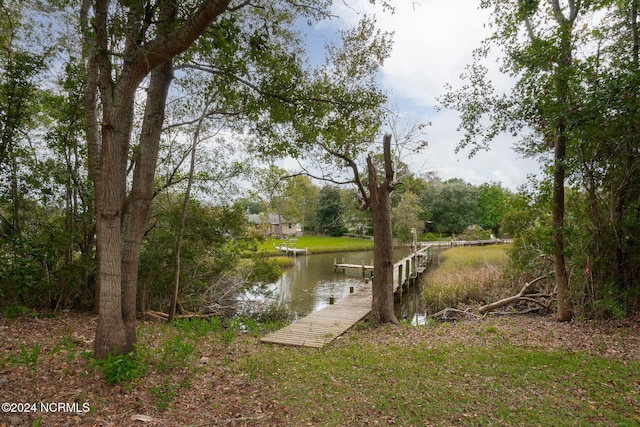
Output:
[{"xmin": 300, "ymin": 0, "xmax": 542, "ymax": 191}]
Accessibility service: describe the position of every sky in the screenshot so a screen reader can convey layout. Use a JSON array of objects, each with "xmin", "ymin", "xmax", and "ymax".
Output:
[{"xmin": 304, "ymin": 0, "xmax": 542, "ymax": 191}]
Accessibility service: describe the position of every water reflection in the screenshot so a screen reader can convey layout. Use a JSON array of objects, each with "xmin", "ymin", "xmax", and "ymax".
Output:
[{"xmin": 242, "ymin": 249, "xmax": 426, "ymax": 323}]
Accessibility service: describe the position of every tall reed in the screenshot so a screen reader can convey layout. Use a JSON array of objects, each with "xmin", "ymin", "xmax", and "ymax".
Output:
[{"xmin": 423, "ymin": 245, "xmax": 512, "ymax": 311}]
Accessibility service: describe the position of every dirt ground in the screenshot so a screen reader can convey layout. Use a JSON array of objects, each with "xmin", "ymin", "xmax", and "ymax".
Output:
[{"xmin": 1, "ymin": 312, "xmax": 639, "ymax": 426}]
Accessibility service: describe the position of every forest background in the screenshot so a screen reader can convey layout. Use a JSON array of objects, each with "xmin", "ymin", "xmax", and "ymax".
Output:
[{"xmin": 1, "ymin": 0, "xmax": 640, "ymax": 338}]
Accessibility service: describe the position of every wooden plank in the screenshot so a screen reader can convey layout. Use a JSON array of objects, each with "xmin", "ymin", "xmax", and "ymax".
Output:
[
  {"xmin": 334, "ymin": 263, "xmax": 373, "ymax": 269},
  {"xmin": 260, "ymin": 284, "xmax": 372, "ymax": 348}
]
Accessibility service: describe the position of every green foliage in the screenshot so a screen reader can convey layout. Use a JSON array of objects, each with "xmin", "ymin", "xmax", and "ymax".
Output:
[
  {"xmin": 2, "ymin": 304, "xmax": 36, "ymax": 318},
  {"xmin": 51, "ymin": 333, "xmax": 77, "ymax": 362},
  {"xmin": 91, "ymin": 350, "xmax": 146, "ymax": 385},
  {"xmin": 156, "ymin": 335, "xmax": 196, "ymax": 374},
  {"xmin": 150, "ymin": 379, "xmax": 182, "ymax": 412},
  {"xmin": 445, "ymin": 1, "xmax": 640, "ymax": 319},
  {"xmin": 172, "ymin": 317, "xmax": 223, "ymax": 336},
  {"xmin": 420, "ymin": 178, "xmax": 479, "ymax": 235},
  {"xmin": 245, "ymin": 253, "xmax": 282, "ymax": 284},
  {"xmin": 391, "ymin": 192, "xmax": 423, "ymax": 242},
  {"xmin": 139, "ymin": 196, "xmax": 259, "ymax": 311},
  {"xmin": 477, "ymin": 183, "xmax": 512, "ymax": 234},
  {"xmin": 18, "ymin": 342, "xmax": 40, "ymax": 371},
  {"xmin": 315, "ymin": 186, "xmax": 345, "ymax": 236}
]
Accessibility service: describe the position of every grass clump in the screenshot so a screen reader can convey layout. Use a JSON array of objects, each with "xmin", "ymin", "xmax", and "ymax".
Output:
[
  {"xmin": 424, "ymin": 245, "xmax": 512, "ymax": 310},
  {"xmin": 273, "ymin": 256, "xmax": 295, "ymax": 268}
]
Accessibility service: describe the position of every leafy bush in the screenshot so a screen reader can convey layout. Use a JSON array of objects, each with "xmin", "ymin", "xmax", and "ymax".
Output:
[{"xmin": 91, "ymin": 350, "xmax": 146, "ymax": 384}]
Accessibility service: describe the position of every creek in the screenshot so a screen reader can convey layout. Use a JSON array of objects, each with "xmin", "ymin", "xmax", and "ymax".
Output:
[{"xmin": 241, "ymin": 249, "xmax": 428, "ymax": 325}]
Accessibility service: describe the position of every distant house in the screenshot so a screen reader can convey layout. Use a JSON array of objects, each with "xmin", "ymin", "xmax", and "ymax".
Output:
[{"xmin": 247, "ymin": 214, "xmax": 302, "ymax": 238}]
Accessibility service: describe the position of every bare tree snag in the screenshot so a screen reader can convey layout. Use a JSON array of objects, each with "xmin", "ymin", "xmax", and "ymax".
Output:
[{"xmin": 478, "ymin": 275, "xmax": 551, "ymax": 315}]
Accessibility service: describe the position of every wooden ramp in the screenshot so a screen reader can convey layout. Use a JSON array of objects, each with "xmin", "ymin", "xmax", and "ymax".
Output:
[{"xmin": 260, "ymin": 284, "xmax": 372, "ymax": 348}]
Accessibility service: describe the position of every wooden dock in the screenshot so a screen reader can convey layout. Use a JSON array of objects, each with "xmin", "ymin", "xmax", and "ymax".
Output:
[
  {"xmin": 259, "ymin": 284, "xmax": 372, "ymax": 348},
  {"xmin": 274, "ymin": 239, "xmax": 308, "ymax": 255},
  {"xmin": 260, "ymin": 246, "xmax": 433, "ymax": 348},
  {"xmin": 274, "ymin": 245, "xmax": 308, "ymax": 255}
]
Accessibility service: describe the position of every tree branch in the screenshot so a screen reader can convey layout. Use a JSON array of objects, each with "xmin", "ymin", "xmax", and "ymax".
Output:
[
  {"xmin": 478, "ymin": 274, "xmax": 552, "ymax": 314},
  {"xmin": 317, "ymin": 141, "xmax": 370, "ymax": 209}
]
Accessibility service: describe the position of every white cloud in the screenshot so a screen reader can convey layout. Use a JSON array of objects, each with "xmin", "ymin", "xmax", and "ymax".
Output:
[
  {"xmin": 406, "ymin": 107, "xmax": 538, "ymax": 191},
  {"xmin": 319, "ymin": 0, "xmax": 541, "ymax": 191}
]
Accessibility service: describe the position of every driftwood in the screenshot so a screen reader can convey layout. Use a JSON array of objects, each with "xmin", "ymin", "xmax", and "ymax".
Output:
[{"xmin": 478, "ymin": 274, "xmax": 551, "ymax": 315}]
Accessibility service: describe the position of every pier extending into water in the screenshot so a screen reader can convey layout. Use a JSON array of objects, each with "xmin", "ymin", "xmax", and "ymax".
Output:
[
  {"xmin": 273, "ymin": 238, "xmax": 308, "ymax": 255},
  {"xmin": 260, "ymin": 245, "xmax": 433, "ymax": 348}
]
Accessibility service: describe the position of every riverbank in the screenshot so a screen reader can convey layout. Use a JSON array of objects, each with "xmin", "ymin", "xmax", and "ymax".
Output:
[
  {"xmin": 1, "ymin": 312, "xmax": 639, "ymax": 426},
  {"xmin": 257, "ymin": 235, "xmax": 374, "ymax": 255}
]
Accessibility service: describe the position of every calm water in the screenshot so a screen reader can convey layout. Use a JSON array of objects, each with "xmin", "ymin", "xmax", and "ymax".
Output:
[{"xmin": 240, "ymin": 249, "xmax": 427, "ymax": 324}]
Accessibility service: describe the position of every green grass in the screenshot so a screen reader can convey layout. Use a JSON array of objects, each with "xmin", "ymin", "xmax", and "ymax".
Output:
[
  {"xmin": 237, "ymin": 328, "xmax": 640, "ymax": 426},
  {"xmin": 272, "ymin": 256, "xmax": 295, "ymax": 268},
  {"xmin": 424, "ymin": 245, "xmax": 513, "ymax": 310},
  {"xmin": 434, "ymin": 245, "xmax": 511, "ymax": 271},
  {"xmin": 257, "ymin": 235, "xmax": 374, "ymax": 255}
]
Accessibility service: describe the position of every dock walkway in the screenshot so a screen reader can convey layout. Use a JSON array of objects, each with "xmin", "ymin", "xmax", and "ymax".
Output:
[
  {"xmin": 259, "ymin": 284, "xmax": 372, "ymax": 348},
  {"xmin": 260, "ymin": 246, "xmax": 433, "ymax": 348}
]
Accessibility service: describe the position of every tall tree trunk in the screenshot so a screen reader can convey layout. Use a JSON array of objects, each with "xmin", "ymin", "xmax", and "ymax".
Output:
[
  {"xmin": 552, "ymin": 121, "xmax": 571, "ymax": 321},
  {"xmin": 366, "ymin": 134, "xmax": 399, "ymax": 324},
  {"xmin": 121, "ymin": 61, "xmax": 174, "ymax": 340},
  {"xmin": 82, "ymin": 0, "xmax": 238, "ymax": 357},
  {"xmin": 93, "ymin": 94, "xmax": 135, "ymax": 357},
  {"xmin": 551, "ymin": 5, "xmax": 575, "ymax": 322}
]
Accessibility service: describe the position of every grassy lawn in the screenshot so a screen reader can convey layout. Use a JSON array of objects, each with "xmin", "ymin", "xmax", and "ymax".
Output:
[
  {"xmin": 243, "ymin": 323, "xmax": 640, "ymax": 426},
  {"xmin": 257, "ymin": 235, "xmax": 374, "ymax": 255}
]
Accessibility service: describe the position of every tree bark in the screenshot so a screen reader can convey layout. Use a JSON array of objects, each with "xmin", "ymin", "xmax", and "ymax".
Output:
[
  {"xmin": 552, "ymin": 11, "xmax": 574, "ymax": 323},
  {"xmin": 121, "ymin": 60, "xmax": 174, "ymax": 341},
  {"xmin": 367, "ymin": 134, "xmax": 399, "ymax": 324},
  {"xmin": 84, "ymin": 0, "xmax": 233, "ymax": 358}
]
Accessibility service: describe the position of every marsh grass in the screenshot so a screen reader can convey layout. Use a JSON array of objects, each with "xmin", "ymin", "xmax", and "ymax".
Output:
[
  {"xmin": 424, "ymin": 245, "xmax": 513, "ymax": 310},
  {"xmin": 272, "ymin": 256, "xmax": 295, "ymax": 268}
]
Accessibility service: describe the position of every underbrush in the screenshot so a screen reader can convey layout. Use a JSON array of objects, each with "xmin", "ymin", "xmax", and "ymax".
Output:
[{"xmin": 423, "ymin": 245, "xmax": 514, "ymax": 311}]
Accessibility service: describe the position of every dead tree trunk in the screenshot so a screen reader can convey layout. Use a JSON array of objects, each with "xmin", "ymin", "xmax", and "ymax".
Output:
[
  {"xmin": 365, "ymin": 134, "xmax": 399, "ymax": 324},
  {"xmin": 478, "ymin": 275, "xmax": 551, "ymax": 315}
]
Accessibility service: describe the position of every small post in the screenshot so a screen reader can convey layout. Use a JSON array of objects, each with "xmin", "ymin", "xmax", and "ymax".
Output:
[
  {"xmin": 329, "ymin": 297, "xmax": 335, "ymax": 305},
  {"xmin": 350, "ymin": 286, "xmax": 354, "ymax": 293}
]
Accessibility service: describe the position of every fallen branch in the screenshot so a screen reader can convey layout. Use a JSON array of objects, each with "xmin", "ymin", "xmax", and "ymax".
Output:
[
  {"xmin": 428, "ymin": 307, "xmax": 482, "ymax": 321},
  {"xmin": 478, "ymin": 274, "xmax": 551, "ymax": 315},
  {"xmin": 143, "ymin": 310, "xmax": 220, "ymax": 321}
]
